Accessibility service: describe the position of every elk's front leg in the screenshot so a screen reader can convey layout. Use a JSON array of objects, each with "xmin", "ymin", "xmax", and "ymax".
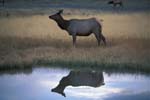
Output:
[{"xmin": 72, "ymin": 35, "xmax": 76, "ymax": 47}]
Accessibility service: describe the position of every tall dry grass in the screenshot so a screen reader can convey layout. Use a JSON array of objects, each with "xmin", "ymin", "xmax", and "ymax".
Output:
[{"xmin": 0, "ymin": 12, "xmax": 150, "ymax": 71}]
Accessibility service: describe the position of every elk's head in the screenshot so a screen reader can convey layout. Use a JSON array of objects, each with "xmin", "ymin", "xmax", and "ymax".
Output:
[
  {"xmin": 49, "ymin": 10, "xmax": 63, "ymax": 20},
  {"xmin": 51, "ymin": 87, "xmax": 66, "ymax": 97}
]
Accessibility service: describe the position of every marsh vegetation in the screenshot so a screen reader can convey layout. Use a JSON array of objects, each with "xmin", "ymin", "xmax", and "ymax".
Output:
[{"xmin": 0, "ymin": 10, "xmax": 150, "ymax": 72}]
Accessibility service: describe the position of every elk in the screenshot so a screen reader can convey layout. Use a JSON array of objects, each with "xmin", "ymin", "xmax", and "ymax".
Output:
[
  {"xmin": 0, "ymin": 0, "xmax": 4, "ymax": 7},
  {"xmin": 108, "ymin": 0, "xmax": 123, "ymax": 7},
  {"xmin": 51, "ymin": 70, "xmax": 105, "ymax": 97},
  {"xmin": 49, "ymin": 10, "xmax": 106, "ymax": 47}
]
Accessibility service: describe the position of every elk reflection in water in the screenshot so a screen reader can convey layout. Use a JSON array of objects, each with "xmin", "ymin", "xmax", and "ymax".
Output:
[{"xmin": 51, "ymin": 70, "xmax": 105, "ymax": 97}]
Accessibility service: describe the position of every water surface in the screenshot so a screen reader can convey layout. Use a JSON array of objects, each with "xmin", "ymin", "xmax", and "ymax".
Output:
[{"xmin": 0, "ymin": 67, "xmax": 150, "ymax": 100}]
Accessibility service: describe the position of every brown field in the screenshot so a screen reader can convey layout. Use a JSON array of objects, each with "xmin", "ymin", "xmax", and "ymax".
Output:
[{"xmin": 0, "ymin": 12, "xmax": 150, "ymax": 72}]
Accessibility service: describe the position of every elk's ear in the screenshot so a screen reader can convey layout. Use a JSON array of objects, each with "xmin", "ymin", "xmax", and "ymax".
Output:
[{"xmin": 57, "ymin": 9, "xmax": 63, "ymax": 14}]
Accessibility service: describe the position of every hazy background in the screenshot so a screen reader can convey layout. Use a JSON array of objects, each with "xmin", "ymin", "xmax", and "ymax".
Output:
[
  {"xmin": 0, "ymin": 0, "xmax": 150, "ymax": 10},
  {"xmin": 0, "ymin": 0, "xmax": 150, "ymax": 15}
]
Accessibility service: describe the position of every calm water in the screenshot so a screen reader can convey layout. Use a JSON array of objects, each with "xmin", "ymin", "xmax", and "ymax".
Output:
[{"xmin": 0, "ymin": 67, "xmax": 150, "ymax": 100}]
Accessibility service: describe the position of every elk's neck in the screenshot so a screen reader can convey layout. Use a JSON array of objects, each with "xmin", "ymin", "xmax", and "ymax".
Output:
[
  {"xmin": 55, "ymin": 16, "xmax": 70, "ymax": 30},
  {"xmin": 58, "ymin": 84, "xmax": 66, "ymax": 91}
]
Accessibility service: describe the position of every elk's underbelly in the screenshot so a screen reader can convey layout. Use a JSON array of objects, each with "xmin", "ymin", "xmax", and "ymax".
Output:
[{"xmin": 76, "ymin": 32, "xmax": 92, "ymax": 36}]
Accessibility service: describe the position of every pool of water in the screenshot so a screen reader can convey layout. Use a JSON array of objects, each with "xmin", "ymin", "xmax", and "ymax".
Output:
[{"xmin": 0, "ymin": 67, "xmax": 150, "ymax": 100}]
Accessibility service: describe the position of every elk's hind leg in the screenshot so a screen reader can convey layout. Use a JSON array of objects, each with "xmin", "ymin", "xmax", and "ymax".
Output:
[
  {"xmin": 94, "ymin": 33, "xmax": 101, "ymax": 46},
  {"xmin": 101, "ymin": 34, "xmax": 106, "ymax": 45}
]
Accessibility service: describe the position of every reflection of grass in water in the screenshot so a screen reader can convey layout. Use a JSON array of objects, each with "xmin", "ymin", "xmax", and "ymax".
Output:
[
  {"xmin": 0, "ymin": 12, "xmax": 150, "ymax": 73},
  {"xmin": 36, "ymin": 59, "xmax": 150, "ymax": 74}
]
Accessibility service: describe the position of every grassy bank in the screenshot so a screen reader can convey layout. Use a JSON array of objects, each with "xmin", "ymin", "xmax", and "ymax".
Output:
[{"xmin": 0, "ymin": 12, "xmax": 150, "ymax": 73}]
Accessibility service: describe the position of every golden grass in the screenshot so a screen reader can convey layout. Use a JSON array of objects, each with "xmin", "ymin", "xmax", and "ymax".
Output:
[{"xmin": 0, "ymin": 12, "xmax": 150, "ymax": 71}]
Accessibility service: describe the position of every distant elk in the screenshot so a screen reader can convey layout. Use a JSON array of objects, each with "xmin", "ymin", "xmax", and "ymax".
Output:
[
  {"xmin": 108, "ymin": 0, "xmax": 123, "ymax": 7},
  {"xmin": 49, "ymin": 10, "xmax": 106, "ymax": 47},
  {"xmin": 0, "ymin": 0, "xmax": 4, "ymax": 7},
  {"xmin": 51, "ymin": 70, "xmax": 105, "ymax": 97}
]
